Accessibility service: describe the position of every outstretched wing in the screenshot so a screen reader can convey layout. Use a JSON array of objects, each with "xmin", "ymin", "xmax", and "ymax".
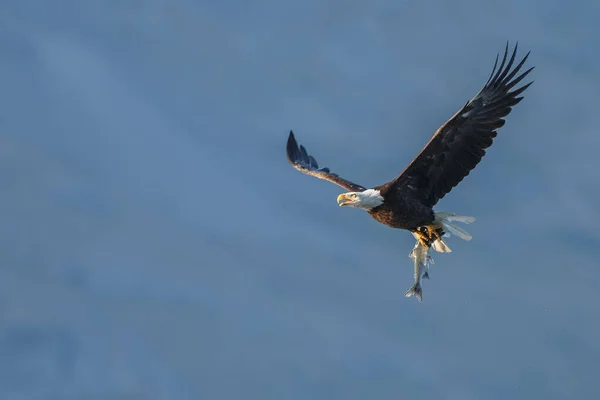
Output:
[
  {"xmin": 286, "ymin": 131, "xmax": 366, "ymax": 192},
  {"xmin": 385, "ymin": 42, "xmax": 534, "ymax": 207}
]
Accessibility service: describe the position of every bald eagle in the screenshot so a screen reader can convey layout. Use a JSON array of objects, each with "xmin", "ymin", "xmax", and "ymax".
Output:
[{"xmin": 286, "ymin": 43, "xmax": 533, "ymax": 295}]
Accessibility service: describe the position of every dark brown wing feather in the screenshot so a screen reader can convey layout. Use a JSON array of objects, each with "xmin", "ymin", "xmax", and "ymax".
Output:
[
  {"xmin": 384, "ymin": 42, "xmax": 534, "ymax": 207},
  {"xmin": 286, "ymin": 131, "xmax": 366, "ymax": 192}
]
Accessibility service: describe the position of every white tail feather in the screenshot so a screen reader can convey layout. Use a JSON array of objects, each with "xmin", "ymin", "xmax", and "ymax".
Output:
[{"xmin": 434, "ymin": 212, "xmax": 475, "ymax": 242}]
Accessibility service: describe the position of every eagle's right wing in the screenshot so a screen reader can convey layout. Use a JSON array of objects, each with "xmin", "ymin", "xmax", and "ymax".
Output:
[{"xmin": 286, "ymin": 131, "xmax": 366, "ymax": 192}]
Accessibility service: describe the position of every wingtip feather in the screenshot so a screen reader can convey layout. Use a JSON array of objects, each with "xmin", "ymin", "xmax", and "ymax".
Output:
[{"xmin": 286, "ymin": 130, "xmax": 301, "ymax": 165}]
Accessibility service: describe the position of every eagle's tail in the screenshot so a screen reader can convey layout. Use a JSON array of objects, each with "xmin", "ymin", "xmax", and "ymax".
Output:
[{"xmin": 432, "ymin": 212, "xmax": 476, "ymax": 253}]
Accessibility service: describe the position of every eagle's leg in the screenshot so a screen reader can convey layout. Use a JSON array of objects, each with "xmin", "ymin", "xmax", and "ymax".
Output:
[
  {"xmin": 413, "ymin": 229, "xmax": 432, "ymax": 248},
  {"xmin": 425, "ymin": 225, "xmax": 442, "ymax": 242},
  {"xmin": 414, "ymin": 225, "xmax": 442, "ymax": 247}
]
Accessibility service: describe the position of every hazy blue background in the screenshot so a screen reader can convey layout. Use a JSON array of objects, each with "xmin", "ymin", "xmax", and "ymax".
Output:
[{"xmin": 1, "ymin": 1, "xmax": 599, "ymax": 399}]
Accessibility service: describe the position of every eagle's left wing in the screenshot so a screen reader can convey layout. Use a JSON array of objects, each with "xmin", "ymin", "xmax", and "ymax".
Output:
[
  {"xmin": 383, "ymin": 42, "xmax": 534, "ymax": 207},
  {"xmin": 286, "ymin": 131, "xmax": 366, "ymax": 192}
]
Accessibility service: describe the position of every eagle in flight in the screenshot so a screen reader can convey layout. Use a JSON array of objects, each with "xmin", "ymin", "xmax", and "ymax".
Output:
[{"xmin": 286, "ymin": 42, "xmax": 533, "ymax": 299}]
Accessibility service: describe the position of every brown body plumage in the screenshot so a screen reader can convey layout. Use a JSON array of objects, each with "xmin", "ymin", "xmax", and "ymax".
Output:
[{"xmin": 366, "ymin": 190, "xmax": 435, "ymax": 230}]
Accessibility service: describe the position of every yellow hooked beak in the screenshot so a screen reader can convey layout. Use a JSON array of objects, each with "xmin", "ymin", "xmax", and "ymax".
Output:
[{"xmin": 337, "ymin": 193, "xmax": 352, "ymax": 207}]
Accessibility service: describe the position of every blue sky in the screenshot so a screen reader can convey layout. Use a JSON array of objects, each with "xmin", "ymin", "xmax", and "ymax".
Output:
[{"xmin": 1, "ymin": 1, "xmax": 599, "ymax": 399}]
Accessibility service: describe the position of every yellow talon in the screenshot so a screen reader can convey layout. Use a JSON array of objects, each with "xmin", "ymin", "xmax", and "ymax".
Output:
[
  {"xmin": 426, "ymin": 225, "xmax": 442, "ymax": 242},
  {"xmin": 414, "ymin": 230, "xmax": 431, "ymax": 248},
  {"xmin": 415, "ymin": 224, "xmax": 442, "ymax": 248}
]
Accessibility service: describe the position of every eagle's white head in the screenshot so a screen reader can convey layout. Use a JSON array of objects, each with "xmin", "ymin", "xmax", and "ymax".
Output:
[{"xmin": 337, "ymin": 189, "xmax": 384, "ymax": 210}]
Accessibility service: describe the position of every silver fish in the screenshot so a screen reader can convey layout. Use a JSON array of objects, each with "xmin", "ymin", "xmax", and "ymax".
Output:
[{"xmin": 405, "ymin": 239, "xmax": 433, "ymax": 302}]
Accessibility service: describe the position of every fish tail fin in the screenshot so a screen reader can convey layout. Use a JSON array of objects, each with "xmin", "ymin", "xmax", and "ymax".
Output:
[
  {"xmin": 434, "ymin": 212, "xmax": 475, "ymax": 242},
  {"xmin": 405, "ymin": 282, "xmax": 423, "ymax": 302}
]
